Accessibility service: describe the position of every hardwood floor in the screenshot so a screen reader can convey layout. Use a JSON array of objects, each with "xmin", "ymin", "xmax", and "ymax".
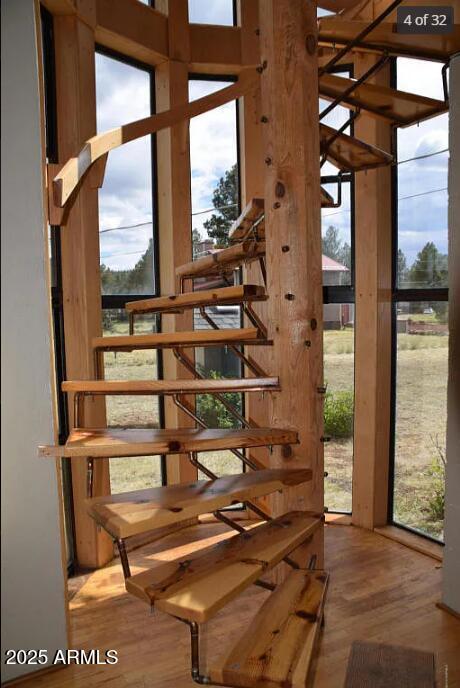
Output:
[{"xmin": 14, "ymin": 524, "xmax": 460, "ymax": 688}]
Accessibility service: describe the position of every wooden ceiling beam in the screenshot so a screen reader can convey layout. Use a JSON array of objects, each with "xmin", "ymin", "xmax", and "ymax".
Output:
[
  {"xmin": 189, "ymin": 24, "xmax": 246, "ymax": 74},
  {"xmin": 95, "ymin": 0, "xmax": 169, "ymax": 66}
]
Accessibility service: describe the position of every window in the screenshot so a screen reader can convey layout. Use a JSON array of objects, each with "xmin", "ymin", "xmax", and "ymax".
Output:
[
  {"xmin": 189, "ymin": 76, "xmax": 243, "ymax": 479},
  {"xmin": 188, "ymin": 0, "xmax": 235, "ymax": 25},
  {"xmin": 95, "ymin": 49, "xmax": 164, "ymax": 493},
  {"xmin": 320, "ymin": 68, "xmax": 355, "ymax": 514},
  {"xmin": 391, "ymin": 58, "xmax": 449, "ymax": 541}
]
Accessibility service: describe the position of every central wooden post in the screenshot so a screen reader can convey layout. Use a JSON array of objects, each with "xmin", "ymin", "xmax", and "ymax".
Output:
[{"xmin": 258, "ymin": 0, "xmax": 324, "ymax": 561}]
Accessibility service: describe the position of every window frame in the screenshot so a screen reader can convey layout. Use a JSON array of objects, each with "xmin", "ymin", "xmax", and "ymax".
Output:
[{"xmin": 388, "ymin": 57, "xmax": 449, "ymax": 543}]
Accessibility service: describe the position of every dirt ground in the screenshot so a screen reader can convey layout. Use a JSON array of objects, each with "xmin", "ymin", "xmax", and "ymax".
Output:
[{"xmin": 103, "ymin": 319, "xmax": 447, "ymax": 540}]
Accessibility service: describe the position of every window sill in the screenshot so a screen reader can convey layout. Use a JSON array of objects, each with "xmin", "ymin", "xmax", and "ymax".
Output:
[{"xmin": 374, "ymin": 525, "xmax": 443, "ymax": 562}]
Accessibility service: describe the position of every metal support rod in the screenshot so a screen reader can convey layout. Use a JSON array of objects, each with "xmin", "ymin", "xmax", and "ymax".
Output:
[
  {"xmin": 320, "ymin": 53, "xmax": 389, "ymax": 121},
  {"xmin": 116, "ymin": 538, "xmax": 131, "ymax": 579},
  {"xmin": 173, "ymin": 347, "xmax": 250, "ymax": 428},
  {"xmin": 198, "ymin": 307, "xmax": 268, "ymax": 377},
  {"xmin": 73, "ymin": 392, "xmax": 85, "ymax": 428},
  {"xmin": 242, "ymin": 302, "xmax": 268, "ymax": 339},
  {"xmin": 213, "ymin": 509, "xmax": 247, "ymax": 533},
  {"xmin": 258, "ymin": 256, "xmax": 267, "ymax": 286},
  {"xmin": 128, "ymin": 311, "xmax": 135, "ymax": 335},
  {"xmin": 308, "ymin": 553, "xmax": 318, "ymax": 571},
  {"xmin": 319, "ymin": 0, "xmax": 404, "ymax": 76},
  {"xmin": 86, "ymin": 457, "xmax": 94, "ymax": 498},
  {"xmin": 189, "ymin": 451, "xmax": 217, "ymax": 480},
  {"xmin": 173, "ymin": 395, "xmax": 259, "ymax": 470}
]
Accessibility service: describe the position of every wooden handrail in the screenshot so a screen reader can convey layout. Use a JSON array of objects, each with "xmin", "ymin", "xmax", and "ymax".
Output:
[{"xmin": 53, "ymin": 68, "xmax": 259, "ymax": 208}]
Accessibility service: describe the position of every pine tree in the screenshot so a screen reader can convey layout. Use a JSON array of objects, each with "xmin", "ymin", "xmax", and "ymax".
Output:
[{"xmin": 203, "ymin": 164, "xmax": 239, "ymax": 247}]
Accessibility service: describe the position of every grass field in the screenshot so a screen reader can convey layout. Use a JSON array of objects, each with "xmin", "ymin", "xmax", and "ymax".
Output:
[{"xmin": 103, "ymin": 315, "xmax": 447, "ymax": 539}]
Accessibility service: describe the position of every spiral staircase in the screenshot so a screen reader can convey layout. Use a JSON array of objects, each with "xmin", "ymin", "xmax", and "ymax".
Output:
[{"xmin": 41, "ymin": 1, "xmax": 458, "ymax": 685}]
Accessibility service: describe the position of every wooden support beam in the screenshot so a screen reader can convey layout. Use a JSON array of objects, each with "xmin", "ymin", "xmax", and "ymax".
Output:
[
  {"xmin": 53, "ymin": 71, "xmax": 257, "ymax": 208},
  {"xmin": 155, "ymin": 0, "xmax": 196, "ymax": 486},
  {"xmin": 258, "ymin": 0, "xmax": 324, "ymax": 565},
  {"xmin": 53, "ymin": 15, "xmax": 112, "ymax": 568},
  {"xmin": 352, "ymin": 52, "xmax": 393, "ymax": 529},
  {"xmin": 95, "ymin": 0, "xmax": 168, "ymax": 67},
  {"xmin": 189, "ymin": 24, "xmax": 244, "ymax": 75}
]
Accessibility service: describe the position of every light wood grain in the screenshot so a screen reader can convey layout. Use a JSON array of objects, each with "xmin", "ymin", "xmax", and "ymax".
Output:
[
  {"xmin": 319, "ymin": 17, "xmax": 460, "ymax": 61},
  {"xmin": 320, "ymin": 123, "xmax": 393, "ymax": 171},
  {"xmin": 125, "ymin": 511, "xmax": 323, "ymax": 622},
  {"xmin": 209, "ymin": 569, "xmax": 329, "ymax": 688},
  {"xmin": 92, "ymin": 327, "xmax": 269, "ymax": 352},
  {"xmin": 87, "ymin": 470, "xmax": 312, "ymax": 538},
  {"xmin": 39, "ymin": 426, "xmax": 299, "ymax": 458},
  {"xmin": 352, "ymin": 52, "xmax": 392, "ymax": 529},
  {"xmin": 229, "ymin": 198, "xmax": 265, "ymax": 242},
  {"xmin": 54, "ymin": 68, "xmax": 258, "ymax": 207},
  {"xmin": 259, "ymin": 0, "xmax": 324, "ymax": 570},
  {"xmin": 176, "ymin": 240, "xmax": 266, "ymax": 279},
  {"xmin": 62, "ymin": 377, "xmax": 280, "ymax": 394},
  {"xmin": 125, "ymin": 284, "xmax": 267, "ymax": 315},
  {"xmin": 53, "ymin": 14, "xmax": 112, "ymax": 569},
  {"xmin": 320, "ymin": 73, "xmax": 447, "ymax": 127}
]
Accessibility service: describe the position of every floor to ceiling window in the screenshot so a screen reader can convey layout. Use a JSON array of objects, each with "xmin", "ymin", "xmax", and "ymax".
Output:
[
  {"xmin": 188, "ymin": 75, "xmax": 243, "ymax": 479},
  {"xmin": 320, "ymin": 68, "xmax": 355, "ymax": 514},
  {"xmin": 391, "ymin": 58, "xmax": 449, "ymax": 541},
  {"xmin": 95, "ymin": 49, "xmax": 164, "ymax": 493}
]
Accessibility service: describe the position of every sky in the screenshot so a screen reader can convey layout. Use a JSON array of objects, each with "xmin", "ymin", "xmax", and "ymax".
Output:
[{"xmin": 95, "ymin": 2, "xmax": 449, "ymax": 273}]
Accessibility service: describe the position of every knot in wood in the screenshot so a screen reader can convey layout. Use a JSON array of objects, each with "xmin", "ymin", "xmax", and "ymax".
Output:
[
  {"xmin": 275, "ymin": 181, "xmax": 286, "ymax": 198},
  {"xmin": 305, "ymin": 33, "xmax": 317, "ymax": 55},
  {"xmin": 281, "ymin": 245, "xmax": 290, "ymax": 252}
]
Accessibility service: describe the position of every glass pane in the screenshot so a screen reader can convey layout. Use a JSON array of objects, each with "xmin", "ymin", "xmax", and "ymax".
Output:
[
  {"xmin": 393, "ymin": 302, "xmax": 448, "ymax": 540},
  {"xmin": 321, "ymin": 181, "xmax": 352, "ymax": 285},
  {"xmin": 397, "ymin": 58, "xmax": 448, "ymax": 288},
  {"xmin": 323, "ymin": 305, "xmax": 354, "ymax": 513},
  {"xmin": 188, "ymin": 0, "xmax": 234, "ymax": 25},
  {"xmin": 102, "ymin": 310, "xmax": 162, "ymax": 493},
  {"xmin": 189, "ymin": 78, "xmax": 242, "ymax": 479},
  {"xmin": 96, "ymin": 53, "xmax": 155, "ymax": 295}
]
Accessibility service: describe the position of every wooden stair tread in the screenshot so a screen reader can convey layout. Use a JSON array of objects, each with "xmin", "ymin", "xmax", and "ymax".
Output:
[
  {"xmin": 209, "ymin": 569, "xmax": 329, "ymax": 688},
  {"xmin": 229, "ymin": 194, "xmax": 335, "ymax": 242},
  {"xmin": 320, "ymin": 123, "xmax": 393, "ymax": 171},
  {"xmin": 321, "ymin": 186, "xmax": 335, "ymax": 208},
  {"xmin": 125, "ymin": 511, "xmax": 323, "ymax": 622},
  {"xmin": 92, "ymin": 327, "xmax": 269, "ymax": 352},
  {"xmin": 62, "ymin": 377, "xmax": 280, "ymax": 395},
  {"xmin": 176, "ymin": 240, "xmax": 266, "ymax": 280},
  {"xmin": 229, "ymin": 198, "xmax": 265, "ymax": 242},
  {"xmin": 87, "ymin": 469, "xmax": 311, "ymax": 539},
  {"xmin": 319, "ymin": 18, "xmax": 460, "ymax": 60},
  {"xmin": 39, "ymin": 426, "xmax": 299, "ymax": 459},
  {"xmin": 125, "ymin": 285, "xmax": 267, "ymax": 315},
  {"xmin": 320, "ymin": 73, "xmax": 447, "ymax": 127}
]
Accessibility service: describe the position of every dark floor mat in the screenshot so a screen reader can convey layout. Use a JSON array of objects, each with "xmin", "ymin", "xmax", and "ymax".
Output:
[{"xmin": 344, "ymin": 640, "xmax": 435, "ymax": 688}]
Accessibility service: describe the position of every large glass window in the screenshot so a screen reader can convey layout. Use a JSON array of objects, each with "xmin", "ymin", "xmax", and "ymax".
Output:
[
  {"xmin": 188, "ymin": 0, "xmax": 234, "ymax": 25},
  {"xmin": 189, "ymin": 77, "xmax": 242, "ymax": 479},
  {"xmin": 391, "ymin": 58, "xmax": 449, "ymax": 541},
  {"xmin": 95, "ymin": 50, "xmax": 163, "ymax": 493},
  {"xmin": 320, "ymin": 68, "xmax": 355, "ymax": 513}
]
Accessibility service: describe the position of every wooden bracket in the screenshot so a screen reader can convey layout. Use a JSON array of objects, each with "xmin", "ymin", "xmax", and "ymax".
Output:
[
  {"xmin": 46, "ymin": 163, "xmax": 70, "ymax": 226},
  {"xmin": 46, "ymin": 154, "xmax": 107, "ymax": 227}
]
